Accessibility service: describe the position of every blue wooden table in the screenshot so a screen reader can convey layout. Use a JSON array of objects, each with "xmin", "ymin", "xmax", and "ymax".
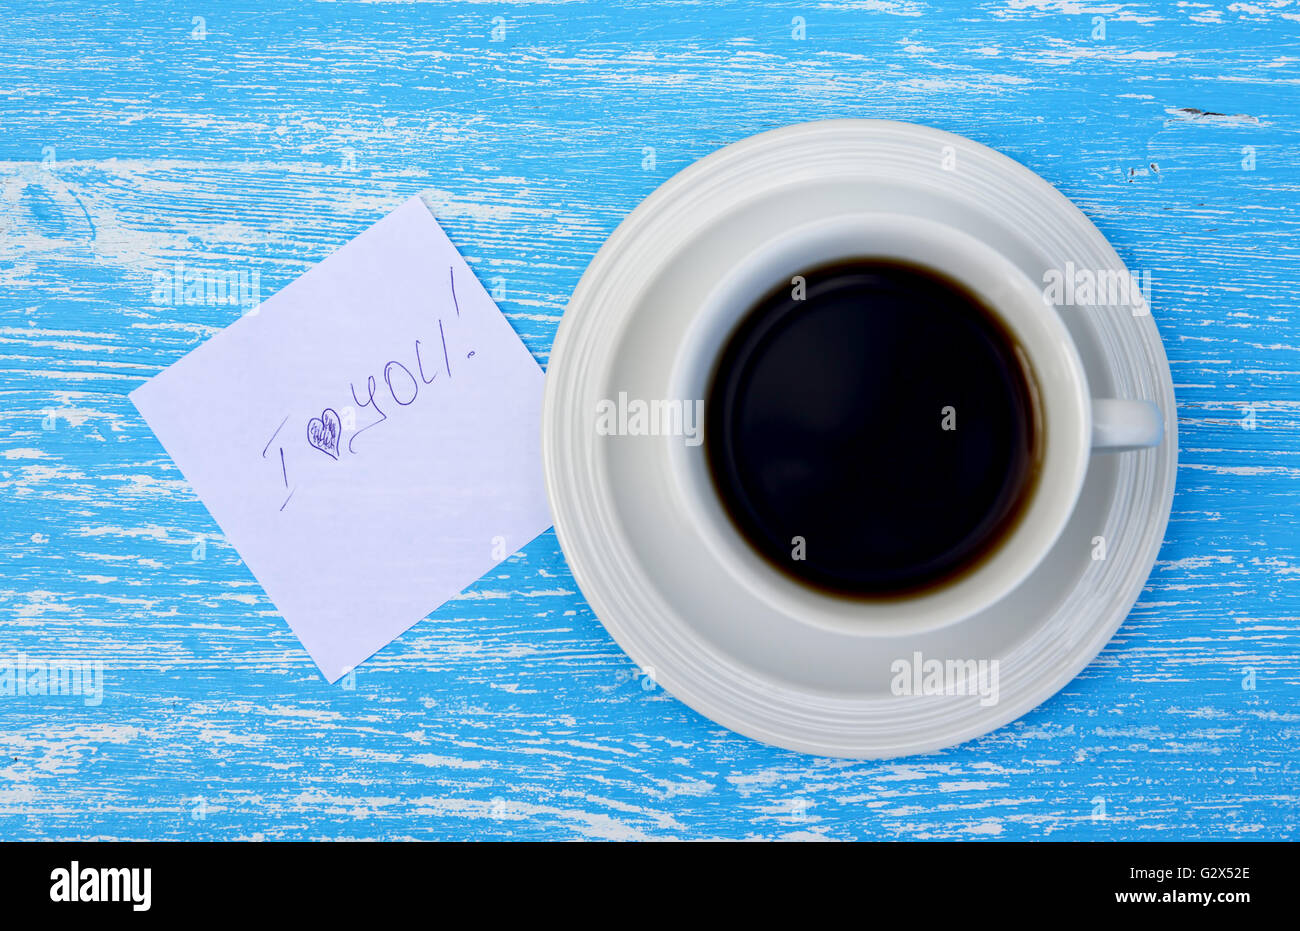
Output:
[{"xmin": 1, "ymin": 0, "xmax": 1296, "ymax": 840}]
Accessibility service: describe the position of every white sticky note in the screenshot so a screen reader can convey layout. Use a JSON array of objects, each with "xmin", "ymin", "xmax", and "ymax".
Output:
[{"xmin": 131, "ymin": 197, "xmax": 551, "ymax": 681}]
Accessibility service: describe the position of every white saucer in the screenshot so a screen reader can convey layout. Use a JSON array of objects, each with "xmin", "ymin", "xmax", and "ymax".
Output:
[{"xmin": 542, "ymin": 119, "xmax": 1178, "ymax": 758}]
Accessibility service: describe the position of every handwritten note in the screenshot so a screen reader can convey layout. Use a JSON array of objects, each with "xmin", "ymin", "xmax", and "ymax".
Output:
[{"xmin": 131, "ymin": 197, "xmax": 551, "ymax": 682}]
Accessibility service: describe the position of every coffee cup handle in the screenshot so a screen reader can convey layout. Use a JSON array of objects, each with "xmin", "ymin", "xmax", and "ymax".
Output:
[{"xmin": 1091, "ymin": 398, "xmax": 1164, "ymax": 451}]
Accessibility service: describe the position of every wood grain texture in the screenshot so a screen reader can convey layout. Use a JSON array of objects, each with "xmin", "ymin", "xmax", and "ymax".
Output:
[{"xmin": 1, "ymin": 0, "xmax": 1296, "ymax": 840}]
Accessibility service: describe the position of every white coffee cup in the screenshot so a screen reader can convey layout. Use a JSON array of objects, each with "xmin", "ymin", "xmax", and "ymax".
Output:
[{"xmin": 669, "ymin": 212, "xmax": 1163, "ymax": 635}]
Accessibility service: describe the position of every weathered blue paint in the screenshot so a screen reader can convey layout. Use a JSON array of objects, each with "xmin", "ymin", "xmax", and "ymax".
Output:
[{"xmin": 0, "ymin": 1, "xmax": 1296, "ymax": 840}]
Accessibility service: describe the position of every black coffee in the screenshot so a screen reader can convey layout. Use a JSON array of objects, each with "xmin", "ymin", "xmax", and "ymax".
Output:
[{"xmin": 705, "ymin": 258, "xmax": 1042, "ymax": 597}]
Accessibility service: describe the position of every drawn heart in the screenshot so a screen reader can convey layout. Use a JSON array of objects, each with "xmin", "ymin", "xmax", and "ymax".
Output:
[{"xmin": 307, "ymin": 408, "xmax": 342, "ymax": 460}]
